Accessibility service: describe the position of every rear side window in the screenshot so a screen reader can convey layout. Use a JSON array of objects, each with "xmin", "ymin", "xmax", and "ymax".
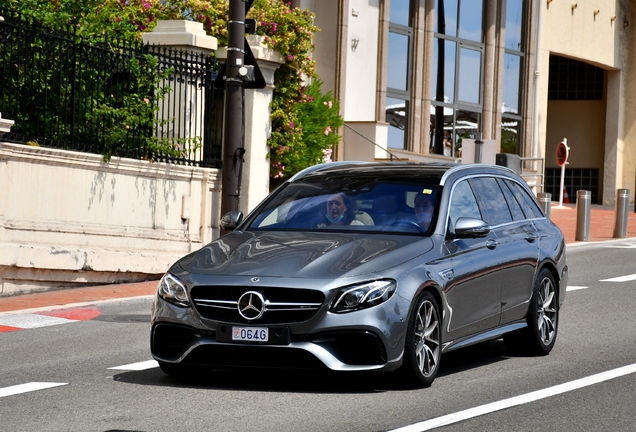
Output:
[
  {"xmin": 496, "ymin": 178, "xmax": 526, "ymax": 221},
  {"xmin": 470, "ymin": 177, "xmax": 513, "ymax": 226},
  {"xmin": 449, "ymin": 180, "xmax": 482, "ymax": 226},
  {"xmin": 503, "ymin": 179, "xmax": 543, "ymax": 218}
]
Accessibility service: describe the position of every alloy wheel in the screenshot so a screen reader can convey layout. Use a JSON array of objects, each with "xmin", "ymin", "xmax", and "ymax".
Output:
[
  {"xmin": 537, "ymin": 276, "xmax": 558, "ymax": 346},
  {"xmin": 414, "ymin": 299, "xmax": 441, "ymax": 378}
]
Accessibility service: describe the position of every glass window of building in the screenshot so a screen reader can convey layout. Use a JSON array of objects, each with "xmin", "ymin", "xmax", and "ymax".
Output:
[
  {"xmin": 501, "ymin": 0, "xmax": 525, "ymax": 154},
  {"xmin": 386, "ymin": 0, "xmax": 414, "ymax": 150},
  {"xmin": 431, "ymin": 0, "xmax": 484, "ymax": 157}
]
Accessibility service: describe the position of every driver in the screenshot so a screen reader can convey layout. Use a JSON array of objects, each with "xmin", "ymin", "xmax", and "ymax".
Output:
[
  {"xmin": 414, "ymin": 189, "xmax": 436, "ymax": 230},
  {"xmin": 318, "ymin": 193, "xmax": 364, "ymax": 227}
]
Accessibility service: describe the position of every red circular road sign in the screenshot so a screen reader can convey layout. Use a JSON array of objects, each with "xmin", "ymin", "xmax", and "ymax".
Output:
[{"xmin": 556, "ymin": 141, "xmax": 569, "ymax": 166}]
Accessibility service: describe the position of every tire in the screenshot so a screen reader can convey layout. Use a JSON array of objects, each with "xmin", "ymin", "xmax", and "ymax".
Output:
[
  {"xmin": 505, "ymin": 268, "xmax": 559, "ymax": 355},
  {"xmin": 400, "ymin": 291, "xmax": 442, "ymax": 388}
]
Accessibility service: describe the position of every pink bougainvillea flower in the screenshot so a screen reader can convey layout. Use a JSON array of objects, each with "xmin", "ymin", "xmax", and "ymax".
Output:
[
  {"xmin": 323, "ymin": 148, "xmax": 333, "ymax": 163},
  {"xmin": 324, "ymin": 126, "xmax": 332, "ymax": 135}
]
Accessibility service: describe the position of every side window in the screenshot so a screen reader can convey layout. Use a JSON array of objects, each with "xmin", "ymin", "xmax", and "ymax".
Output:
[
  {"xmin": 504, "ymin": 179, "xmax": 543, "ymax": 218},
  {"xmin": 470, "ymin": 177, "xmax": 513, "ymax": 226},
  {"xmin": 496, "ymin": 178, "xmax": 526, "ymax": 221},
  {"xmin": 449, "ymin": 180, "xmax": 482, "ymax": 226}
]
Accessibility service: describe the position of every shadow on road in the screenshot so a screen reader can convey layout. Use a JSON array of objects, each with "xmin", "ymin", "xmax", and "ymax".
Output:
[
  {"xmin": 438, "ymin": 339, "xmax": 513, "ymax": 378},
  {"xmin": 112, "ymin": 339, "xmax": 527, "ymax": 394}
]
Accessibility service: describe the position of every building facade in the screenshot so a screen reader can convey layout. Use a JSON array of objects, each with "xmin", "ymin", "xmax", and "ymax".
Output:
[{"xmin": 294, "ymin": 0, "xmax": 635, "ymax": 205}]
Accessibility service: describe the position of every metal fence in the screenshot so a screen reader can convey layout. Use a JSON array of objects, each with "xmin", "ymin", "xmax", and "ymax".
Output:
[{"xmin": 0, "ymin": 9, "xmax": 224, "ymax": 168}]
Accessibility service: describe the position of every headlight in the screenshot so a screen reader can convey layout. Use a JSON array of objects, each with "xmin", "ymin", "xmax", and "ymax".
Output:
[
  {"xmin": 157, "ymin": 273, "xmax": 191, "ymax": 307},
  {"xmin": 330, "ymin": 280, "xmax": 396, "ymax": 313}
]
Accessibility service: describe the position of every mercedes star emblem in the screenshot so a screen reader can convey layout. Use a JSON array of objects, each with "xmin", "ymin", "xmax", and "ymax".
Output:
[{"xmin": 237, "ymin": 291, "xmax": 266, "ymax": 320}]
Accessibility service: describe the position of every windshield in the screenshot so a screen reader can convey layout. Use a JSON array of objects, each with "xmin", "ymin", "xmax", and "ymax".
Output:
[{"xmin": 246, "ymin": 178, "xmax": 440, "ymax": 234}]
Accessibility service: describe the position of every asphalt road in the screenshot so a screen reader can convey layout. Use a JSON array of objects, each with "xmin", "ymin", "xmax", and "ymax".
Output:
[{"xmin": 1, "ymin": 239, "xmax": 635, "ymax": 432}]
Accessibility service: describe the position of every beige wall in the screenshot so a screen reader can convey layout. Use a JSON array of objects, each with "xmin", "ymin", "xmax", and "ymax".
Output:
[
  {"xmin": 342, "ymin": 0, "xmax": 381, "ymax": 122},
  {"xmin": 310, "ymin": 0, "xmax": 339, "ymax": 95},
  {"xmin": 540, "ymin": 0, "xmax": 634, "ymax": 204},
  {"xmin": 0, "ymin": 143, "xmax": 221, "ymax": 296},
  {"xmin": 545, "ymin": 100, "xmax": 606, "ymax": 170},
  {"xmin": 621, "ymin": 5, "xmax": 636, "ymax": 201},
  {"xmin": 542, "ymin": 1, "xmax": 625, "ymax": 68}
]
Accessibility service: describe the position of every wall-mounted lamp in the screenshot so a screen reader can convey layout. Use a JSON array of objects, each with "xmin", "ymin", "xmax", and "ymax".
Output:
[
  {"xmin": 611, "ymin": 15, "xmax": 617, "ymax": 22},
  {"xmin": 624, "ymin": 20, "xmax": 630, "ymax": 29},
  {"xmin": 593, "ymin": 9, "xmax": 600, "ymax": 16},
  {"xmin": 351, "ymin": 38, "xmax": 360, "ymax": 51},
  {"xmin": 571, "ymin": 3, "xmax": 578, "ymax": 10},
  {"xmin": 546, "ymin": 0, "xmax": 552, "ymax": 3}
]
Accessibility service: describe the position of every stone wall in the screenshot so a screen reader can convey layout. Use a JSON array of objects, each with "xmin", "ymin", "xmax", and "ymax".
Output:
[{"xmin": 0, "ymin": 142, "xmax": 221, "ymax": 296}]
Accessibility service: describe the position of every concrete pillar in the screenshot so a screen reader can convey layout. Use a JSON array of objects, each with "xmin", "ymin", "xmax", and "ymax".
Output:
[
  {"xmin": 142, "ymin": 21, "xmax": 218, "ymax": 161},
  {"xmin": 603, "ymin": 70, "xmax": 625, "ymax": 206},
  {"xmin": 482, "ymin": 0, "xmax": 497, "ymax": 141}
]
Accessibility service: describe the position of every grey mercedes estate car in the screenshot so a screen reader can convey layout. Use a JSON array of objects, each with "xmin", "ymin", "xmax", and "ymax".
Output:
[{"xmin": 151, "ymin": 162, "xmax": 568, "ymax": 387}]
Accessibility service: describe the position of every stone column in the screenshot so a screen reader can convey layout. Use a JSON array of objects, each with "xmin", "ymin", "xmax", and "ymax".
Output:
[
  {"xmin": 217, "ymin": 35, "xmax": 285, "ymax": 216},
  {"xmin": 142, "ymin": 20, "xmax": 218, "ymax": 159}
]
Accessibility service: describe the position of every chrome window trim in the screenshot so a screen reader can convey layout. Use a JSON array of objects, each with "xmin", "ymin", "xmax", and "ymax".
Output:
[{"xmin": 441, "ymin": 170, "xmax": 542, "ymax": 234}]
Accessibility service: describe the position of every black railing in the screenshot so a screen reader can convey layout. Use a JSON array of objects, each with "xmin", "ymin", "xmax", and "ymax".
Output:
[{"xmin": 0, "ymin": 9, "xmax": 223, "ymax": 168}]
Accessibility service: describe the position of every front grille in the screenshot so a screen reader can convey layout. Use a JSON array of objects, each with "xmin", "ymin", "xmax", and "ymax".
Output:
[{"xmin": 190, "ymin": 286, "xmax": 325, "ymax": 324}]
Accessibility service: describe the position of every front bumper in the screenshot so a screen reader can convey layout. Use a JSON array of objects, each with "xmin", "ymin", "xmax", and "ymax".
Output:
[{"xmin": 150, "ymin": 292, "xmax": 411, "ymax": 372}]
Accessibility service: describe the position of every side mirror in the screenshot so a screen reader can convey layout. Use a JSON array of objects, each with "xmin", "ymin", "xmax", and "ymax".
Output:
[
  {"xmin": 452, "ymin": 217, "xmax": 491, "ymax": 238},
  {"xmin": 220, "ymin": 211, "xmax": 243, "ymax": 232}
]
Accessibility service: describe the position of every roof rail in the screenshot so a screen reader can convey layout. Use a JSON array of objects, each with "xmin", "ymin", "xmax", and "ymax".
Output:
[
  {"xmin": 288, "ymin": 161, "xmax": 368, "ymax": 182},
  {"xmin": 439, "ymin": 163, "xmax": 515, "ymax": 185}
]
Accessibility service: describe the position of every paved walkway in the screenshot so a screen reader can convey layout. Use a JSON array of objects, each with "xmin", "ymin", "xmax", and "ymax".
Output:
[
  {"xmin": 1, "ymin": 202, "xmax": 635, "ymax": 313},
  {"xmin": 550, "ymin": 203, "xmax": 636, "ymax": 245}
]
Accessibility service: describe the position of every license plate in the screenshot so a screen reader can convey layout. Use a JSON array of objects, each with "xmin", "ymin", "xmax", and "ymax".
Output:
[{"xmin": 232, "ymin": 326, "xmax": 269, "ymax": 342}]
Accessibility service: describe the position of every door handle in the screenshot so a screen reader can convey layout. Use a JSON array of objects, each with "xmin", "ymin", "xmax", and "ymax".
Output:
[
  {"xmin": 525, "ymin": 233, "xmax": 536, "ymax": 243},
  {"xmin": 486, "ymin": 239, "xmax": 499, "ymax": 250}
]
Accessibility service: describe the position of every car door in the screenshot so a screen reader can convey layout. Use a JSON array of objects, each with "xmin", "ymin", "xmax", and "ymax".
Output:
[
  {"xmin": 471, "ymin": 177, "xmax": 540, "ymax": 325},
  {"xmin": 443, "ymin": 178, "xmax": 502, "ymax": 340},
  {"xmin": 498, "ymin": 178, "xmax": 542, "ymax": 322}
]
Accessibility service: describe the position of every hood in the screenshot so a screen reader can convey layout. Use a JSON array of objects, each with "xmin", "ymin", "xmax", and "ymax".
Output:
[{"xmin": 176, "ymin": 230, "xmax": 433, "ymax": 279}]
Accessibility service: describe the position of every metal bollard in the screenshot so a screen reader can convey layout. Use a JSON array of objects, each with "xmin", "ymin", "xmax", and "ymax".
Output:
[
  {"xmin": 613, "ymin": 188, "xmax": 630, "ymax": 238},
  {"xmin": 537, "ymin": 192, "xmax": 552, "ymax": 220},
  {"xmin": 575, "ymin": 190, "xmax": 591, "ymax": 241}
]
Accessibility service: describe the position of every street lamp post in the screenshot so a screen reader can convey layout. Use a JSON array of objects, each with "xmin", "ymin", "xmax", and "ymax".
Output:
[{"xmin": 220, "ymin": 0, "xmax": 247, "ymax": 226}]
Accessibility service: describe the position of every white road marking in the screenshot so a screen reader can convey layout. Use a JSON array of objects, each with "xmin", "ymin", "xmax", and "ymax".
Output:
[
  {"xmin": 566, "ymin": 286, "xmax": 588, "ymax": 291},
  {"xmin": 0, "ymin": 314, "xmax": 77, "ymax": 329},
  {"xmin": 0, "ymin": 382, "xmax": 68, "ymax": 398},
  {"xmin": 388, "ymin": 363, "xmax": 636, "ymax": 432},
  {"xmin": 600, "ymin": 274, "xmax": 636, "ymax": 282},
  {"xmin": 108, "ymin": 360, "xmax": 158, "ymax": 371}
]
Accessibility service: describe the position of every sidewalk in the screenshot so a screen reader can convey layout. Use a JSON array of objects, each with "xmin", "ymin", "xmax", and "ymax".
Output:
[
  {"xmin": 550, "ymin": 203, "xmax": 636, "ymax": 245},
  {"xmin": 1, "ymin": 202, "xmax": 635, "ymax": 314}
]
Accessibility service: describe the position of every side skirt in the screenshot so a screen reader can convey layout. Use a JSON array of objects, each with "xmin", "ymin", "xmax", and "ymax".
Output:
[{"xmin": 441, "ymin": 321, "xmax": 527, "ymax": 353}]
